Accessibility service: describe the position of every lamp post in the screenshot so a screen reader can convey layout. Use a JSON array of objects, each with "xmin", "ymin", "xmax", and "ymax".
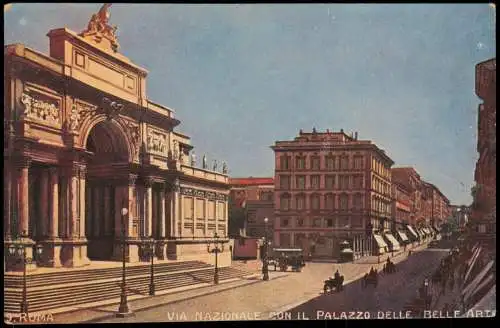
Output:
[
  {"xmin": 207, "ymin": 232, "xmax": 225, "ymax": 284},
  {"xmin": 8, "ymin": 231, "xmax": 43, "ymax": 315},
  {"xmin": 262, "ymin": 217, "xmax": 269, "ymax": 281},
  {"xmin": 116, "ymin": 207, "xmax": 132, "ymax": 317},
  {"xmin": 141, "ymin": 237, "xmax": 156, "ymax": 296}
]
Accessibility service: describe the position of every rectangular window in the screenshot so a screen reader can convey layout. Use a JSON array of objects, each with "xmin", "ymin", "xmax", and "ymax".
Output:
[
  {"xmin": 325, "ymin": 194, "xmax": 334, "ymax": 210},
  {"xmin": 313, "ymin": 218, "xmax": 322, "ymax": 227},
  {"xmin": 297, "ymin": 218, "xmax": 304, "ymax": 227},
  {"xmin": 327, "ymin": 219, "xmax": 333, "ymax": 227},
  {"xmin": 296, "ymin": 157, "xmax": 305, "ymax": 170},
  {"xmin": 280, "ymin": 197, "xmax": 290, "ymax": 211},
  {"xmin": 340, "ymin": 176, "xmax": 349, "ymax": 190},
  {"xmin": 311, "ymin": 196, "xmax": 320, "ymax": 210},
  {"xmin": 296, "ymin": 176, "xmax": 306, "ymax": 189},
  {"xmin": 354, "ymin": 155, "xmax": 363, "ymax": 169},
  {"xmin": 280, "ymin": 175, "xmax": 290, "ymax": 189},
  {"xmin": 280, "ymin": 155, "xmax": 290, "ymax": 170},
  {"xmin": 282, "ymin": 218, "xmax": 289, "ymax": 227},
  {"xmin": 311, "ymin": 175, "xmax": 320, "ymax": 189},
  {"xmin": 325, "ymin": 175, "xmax": 335, "ymax": 189},
  {"xmin": 296, "ymin": 196, "xmax": 305, "ymax": 210},
  {"xmin": 311, "ymin": 156, "xmax": 320, "ymax": 170},
  {"xmin": 341, "ymin": 156, "xmax": 349, "ymax": 170},
  {"xmin": 326, "ymin": 156, "xmax": 334, "ymax": 170}
]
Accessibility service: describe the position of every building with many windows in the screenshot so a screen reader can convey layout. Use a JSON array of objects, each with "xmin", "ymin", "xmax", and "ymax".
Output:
[
  {"xmin": 271, "ymin": 128, "xmax": 395, "ymax": 259},
  {"xmin": 472, "ymin": 58, "xmax": 496, "ymax": 243}
]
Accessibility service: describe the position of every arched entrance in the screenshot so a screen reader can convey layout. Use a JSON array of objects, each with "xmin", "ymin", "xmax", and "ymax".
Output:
[{"xmin": 84, "ymin": 119, "xmax": 131, "ymax": 260}]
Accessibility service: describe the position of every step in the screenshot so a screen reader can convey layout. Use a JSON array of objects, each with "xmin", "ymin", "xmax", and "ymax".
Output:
[
  {"xmin": 4, "ymin": 261, "xmax": 212, "ymax": 287},
  {"xmin": 4, "ymin": 267, "xmax": 250, "ymax": 313}
]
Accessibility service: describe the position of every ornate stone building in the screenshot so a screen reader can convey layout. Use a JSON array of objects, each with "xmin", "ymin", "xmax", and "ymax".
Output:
[
  {"xmin": 472, "ymin": 58, "xmax": 496, "ymax": 243},
  {"xmin": 4, "ymin": 5, "xmax": 230, "ymax": 270},
  {"xmin": 271, "ymin": 129, "xmax": 395, "ymax": 258}
]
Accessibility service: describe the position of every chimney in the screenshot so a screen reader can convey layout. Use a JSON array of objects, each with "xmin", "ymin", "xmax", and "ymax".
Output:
[
  {"xmin": 355, "ymin": 132, "xmax": 358, "ymax": 140},
  {"xmin": 340, "ymin": 128, "xmax": 344, "ymax": 133}
]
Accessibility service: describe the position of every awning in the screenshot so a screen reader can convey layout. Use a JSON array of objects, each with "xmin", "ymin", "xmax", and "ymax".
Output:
[
  {"xmin": 373, "ymin": 234, "xmax": 388, "ymax": 249},
  {"xmin": 462, "ymin": 260, "xmax": 494, "ymax": 301},
  {"xmin": 384, "ymin": 233, "xmax": 401, "ymax": 251},
  {"xmin": 425, "ymin": 227, "xmax": 433, "ymax": 235},
  {"xmin": 432, "ymin": 225, "xmax": 440, "ymax": 233},
  {"xmin": 397, "ymin": 231, "xmax": 409, "ymax": 243},
  {"xmin": 406, "ymin": 226, "xmax": 419, "ymax": 239}
]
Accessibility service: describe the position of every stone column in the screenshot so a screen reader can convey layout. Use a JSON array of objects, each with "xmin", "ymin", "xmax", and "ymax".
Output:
[
  {"xmin": 39, "ymin": 168, "xmax": 49, "ymax": 238},
  {"xmin": 40, "ymin": 167, "xmax": 63, "ymax": 267},
  {"xmin": 60, "ymin": 164, "xmax": 90, "ymax": 268},
  {"xmin": 16, "ymin": 157, "xmax": 31, "ymax": 238},
  {"xmin": 214, "ymin": 201, "xmax": 218, "ymax": 234},
  {"xmin": 145, "ymin": 178, "xmax": 153, "ymax": 238},
  {"xmin": 156, "ymin": 187, "xmax": 166, "ymax": 259},
  {"xmin": 79, "ymin": 169, "xmax": 86, "ymax": 241},
  {"xmin": 103, "ymin": 185, "xmax": 111, "ymax": 236},
  {"xmin": 7, "ymin": 157, "xmax": 35, "ymax": 272},
  {"xmin": 204, "ymin": 199, "xmax": 209, "ymax": 236},
  {"xmin": 93, "ymin": 185, "xmax": 101, "ymax": 237}
]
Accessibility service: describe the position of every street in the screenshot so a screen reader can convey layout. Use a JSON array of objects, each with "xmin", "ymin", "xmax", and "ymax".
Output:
[
  {"xmin": 285, "ymin": 248, "xmax": 448, "ymax": 320},
  {"xmin": 92, "ymin": 247, "xmax": 447, "ymax": 322}
]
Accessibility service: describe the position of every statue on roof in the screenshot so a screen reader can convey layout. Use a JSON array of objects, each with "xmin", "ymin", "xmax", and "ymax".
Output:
[{"xmin": 80, "ymin": 3, "xmax": 120, "ymax": 52}]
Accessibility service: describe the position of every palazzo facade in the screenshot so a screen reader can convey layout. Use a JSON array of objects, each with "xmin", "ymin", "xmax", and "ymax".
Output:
[{"xmin": 4, "ymin": 9, "xmax": 230, "ymax": 270}]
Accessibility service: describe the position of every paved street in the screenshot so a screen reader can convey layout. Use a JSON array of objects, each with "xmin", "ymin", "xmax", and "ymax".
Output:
[
  {"xmin": 87, "ymin": 246, "xmax": 429, "ymax": 322},
  {"xmin": 285, "ymin": 248, "xmax": 448, "ymax": 320}
]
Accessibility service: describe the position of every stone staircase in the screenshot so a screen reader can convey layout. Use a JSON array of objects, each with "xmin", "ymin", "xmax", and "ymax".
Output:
[{"xmin": 4, "ymin": 260, "xmax": 253, "ymax": 314}]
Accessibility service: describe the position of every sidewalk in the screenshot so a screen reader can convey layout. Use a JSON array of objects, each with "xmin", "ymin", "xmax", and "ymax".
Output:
[
  {"xmin": 51, "ymin": 270, "xmax": 288, "ymax": 324},
  {"xmin": 353, "ymin": 242, "xmax": 429, "ymax": 265}
]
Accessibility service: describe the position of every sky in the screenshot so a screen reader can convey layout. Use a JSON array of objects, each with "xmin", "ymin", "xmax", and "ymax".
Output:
[{"xmin": 4, "ymin": 4, "xmax": 496, "ymax": 205}]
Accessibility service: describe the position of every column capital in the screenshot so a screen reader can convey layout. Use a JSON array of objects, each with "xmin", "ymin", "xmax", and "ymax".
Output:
[
  {"xmin": 144, "ymin": 176, "xmax": 154, "ymax": 188},
  {"xmin": 128, "ymin": 174, "xmax": 139, "ymax": 186}
]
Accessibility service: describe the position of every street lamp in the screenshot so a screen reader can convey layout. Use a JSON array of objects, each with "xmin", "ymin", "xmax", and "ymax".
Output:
[
  {"xmin": 262, "ymin": 217, "xmax": 269, "ymax": 281},
  {"xmin": 8, "ymin": 231, "xmax": 43, "ymax": 315},
  {"xmin": 141, "ymin": 237, "xmax": 156, "ymax": 296},
  {"xmin": 207, "ymin": 232, "xmax": 225, "ymax": 284},
  {"xmin": 116, "ymin": 207, "xmax": 132, "ymax": 317}
]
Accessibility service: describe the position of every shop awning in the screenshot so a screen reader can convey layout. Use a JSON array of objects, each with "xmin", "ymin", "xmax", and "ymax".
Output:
[
  {"xmin": 406, "ymin": 226, "xmax": 419, "ymax": 239},
  {"xmin": 462, "ymin": 260, "xmax": 494, "ymax": 301},
  {"xmin": 432, "ymin": 225, "xmax": 440, "ymax": 233},
  {"xmin": 426, "ymin": 227, "xmax": 433, "ymax": 235},
  {"xmin": 384, "ymin": 233, "xmax": 401, "ymax": 251},
  {"xmin": 373, "ymin": 234, "xmax": 388, "ymax": 249},
  {"xmin": 397, "ymin": 231, "xmax": 409, "ymax": 242}
]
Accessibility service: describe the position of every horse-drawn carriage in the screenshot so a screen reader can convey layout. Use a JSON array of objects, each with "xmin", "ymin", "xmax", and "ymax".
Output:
[
  {"xmin": 324, "ymin": 274, "xmax": 344, "ymax": 293},
  {"xmin": 362, "ymin": 269, "xmax": 378, "ymax": 288},
  {"xmin": 268, "ymin": 248, "xmax": 306, "ymax": 272},
  {"xmin": 383, "ymin": 260, "xmax": 397, "ymax": 274}
]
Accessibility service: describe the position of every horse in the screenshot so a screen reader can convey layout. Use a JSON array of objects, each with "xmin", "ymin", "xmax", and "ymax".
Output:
[
  {"xmin": 324, "ymin": 275, "xmax": 345, "ymax": 293},
  {"xmin": 362, "ymin": 269, "xmax": 378, "ymax": 289}
]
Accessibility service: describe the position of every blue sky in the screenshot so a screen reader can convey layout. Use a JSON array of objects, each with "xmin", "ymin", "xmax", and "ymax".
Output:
[{"xmin": 4, "ymin": 4, "xmax": 495, "ymax": 205}]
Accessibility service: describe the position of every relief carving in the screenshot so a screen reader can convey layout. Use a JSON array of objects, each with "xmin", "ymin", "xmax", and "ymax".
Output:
[
  {"xmin": 68, "ymin": 104, "xmax": 81, "ymax": 131},
  {"xmin": 119, "ymin": 118, "xmax": 141, "ymax": 158},
  {"xmin": 20, "ymin": 92, "xmax": 60, "ymax": 125},
  {"xmin": 147, "ymin": 130, "xmax": 167, "ymax": 155}
]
